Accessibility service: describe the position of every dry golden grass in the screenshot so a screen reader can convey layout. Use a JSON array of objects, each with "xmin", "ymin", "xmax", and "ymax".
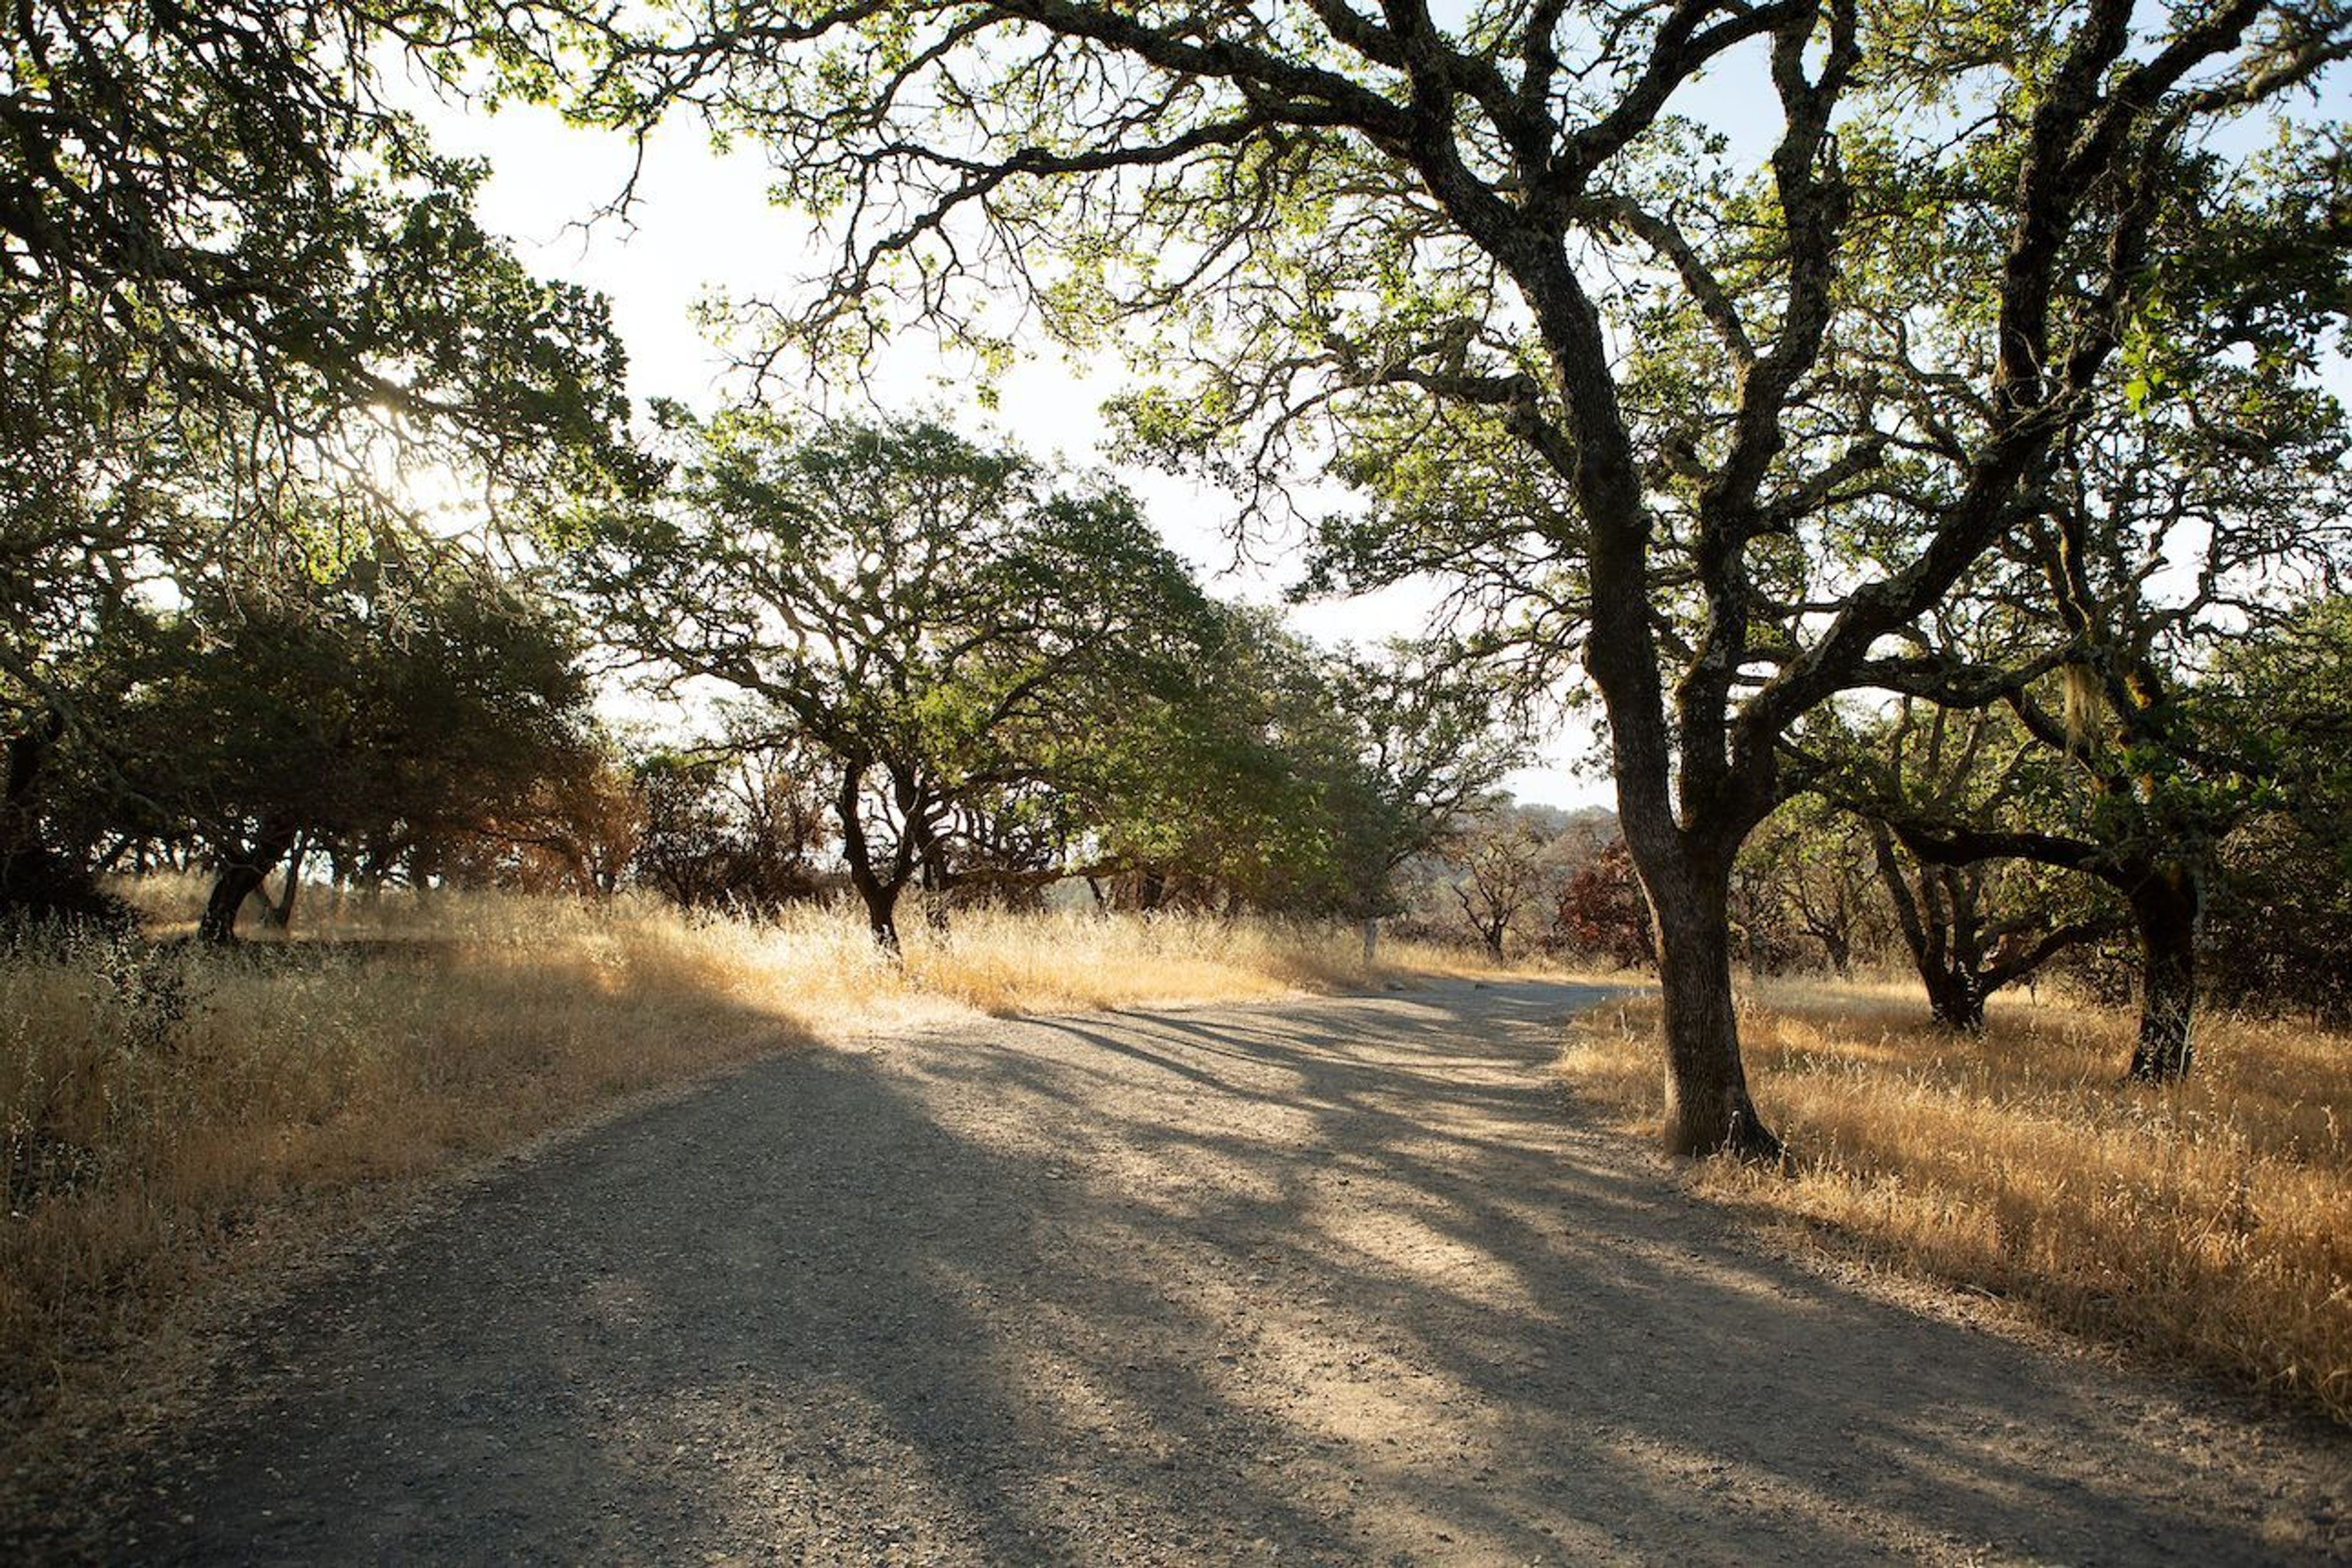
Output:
[
  {"xmin": 2, "ymin": 881, "xmax": 1482, "ymax": 1441},
  {"xmin": 897, "ymin": 906, "xmax": 1490, "ymax": 1014},
  {"xmin": 1561, "ymin": 976, "xmax": 2352, "ymax": 1422}
]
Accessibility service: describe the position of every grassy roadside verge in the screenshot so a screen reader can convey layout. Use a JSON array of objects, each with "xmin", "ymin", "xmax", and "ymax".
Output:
[
  {"xmin": 1561, "ymin": 978, "xmax": 2352, "ymax": 1424},
  {"xmin": 2, "ymin": 884, "xmax": 1484, "ymax": 1468}
]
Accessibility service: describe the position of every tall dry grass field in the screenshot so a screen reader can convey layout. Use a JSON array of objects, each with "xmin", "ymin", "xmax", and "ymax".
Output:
[
  {"xmin": 2, "ymin": 881, "xmax": 1466, "ymax": 1447},
  {"xmin": 1562, "ymin": 978, "xmax": 2352, "ymax": 1422}
]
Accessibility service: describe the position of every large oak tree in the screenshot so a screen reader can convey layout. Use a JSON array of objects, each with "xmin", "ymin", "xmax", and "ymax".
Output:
[
  {"xmin": 1, "ymin": 0, "xmax": 634, "ymax": 919},
  {"xmin": 583, "ymin": 411, "xmax": 1216, "ymax": 948},
  {"xmin": 545, "ymin": 0, "xmax": 2346, "ymax": 1155}
]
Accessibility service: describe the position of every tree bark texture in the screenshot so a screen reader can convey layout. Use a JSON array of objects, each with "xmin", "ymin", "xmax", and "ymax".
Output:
[
  {"xmin": 2127, "ymin": 865, "xmax": 2201, "ymax": 1082},
  {"xmin": 1643, "ymin": 852, "xmax": 1784, "ymax": 1162},
  {"xmin": 198, "ymin": 822, "xmax": 298, "ymax": 945}
]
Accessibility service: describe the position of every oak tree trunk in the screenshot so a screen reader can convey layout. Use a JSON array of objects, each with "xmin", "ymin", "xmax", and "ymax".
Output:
[
  {"xmin": 1548, "ymin": 256, "xmax": 1784, "ymax": 1162},
  {"xmin": 835, "ymin": 761, "xmax": 904, "ymax": 954},
  {"xmin": 2127, "ymin": 867, "xmax": 2201, "ymax": 1082},
  {"xmin": 199, "ymin": 865, "xmax": 268, "ymax": 944},
  {"xmin": 1645, "ymin": 853, "xmax": 1783, "ymax": 1161},
  {"xmin": 198, "ymin": 822, "xmax": 298, "ymax": 944},
  {"xmin": 854, "ymin": 874, "xmax": 902, "ymax": 953},
  {"xmin": 1819, "ymin": 929, "xmax": 1853, "ymax": 979},
  {"xmin": 1923, "ymin": 968, "xmax": 1988, "ymax": 1032},
  {"xmin": 260, "ymin": 834, "xmax": 308, "ymax": 932},
  {"xmin": 1871, "ymin": 827, "xmax": 1989, "ymax": 1031}
]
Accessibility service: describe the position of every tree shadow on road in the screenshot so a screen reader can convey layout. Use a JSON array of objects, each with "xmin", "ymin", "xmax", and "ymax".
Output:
[{"xmin": 77, "ymin": 980, "xmax": 2349, "ymax": 1565}]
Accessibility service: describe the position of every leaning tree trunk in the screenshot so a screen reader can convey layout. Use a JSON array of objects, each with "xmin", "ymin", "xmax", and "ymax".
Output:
[
  {"xmin": 2127, "ymin": 864, "xmax": 2202, "ymax": 1082},
  {"xmin": 1642, "ymin": 851, "xmax": 1783, "ymax": 1161},
  {"xmin": 199, "ymin": 865, "xmax": 268, "ymax": 944},
  {"xmin": 835, "ymin": 762, "xmax": 905, "ymax": 954},
  {"xmin": 259, "ymin": 832, "xmax": 309, "ymax": 932},
  {"xmin": 1564, "ymin": 296, "xmax": 1781, "ymax": 1161},
  {"xmin": 198, "ymin": 823, "xmax": 298, "ymax": 945}
]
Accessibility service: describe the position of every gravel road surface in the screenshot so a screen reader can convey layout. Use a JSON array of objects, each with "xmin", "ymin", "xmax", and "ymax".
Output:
[{"xmin": 37, "ymin": 978, "xmax": 2352, "ymax": 1563}]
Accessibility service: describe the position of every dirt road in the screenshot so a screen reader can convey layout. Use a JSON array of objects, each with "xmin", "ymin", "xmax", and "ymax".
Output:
[{"xmin": 39, "ymin": 979, "xmax": 2352, "ymax": 1563}]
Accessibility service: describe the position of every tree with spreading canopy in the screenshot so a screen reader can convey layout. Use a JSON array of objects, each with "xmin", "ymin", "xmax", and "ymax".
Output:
[
  {"xmin": 1804, "ymin": 695, "xmax": 2114, "ymax": 1028},
  {"xmin": 542, "ymin": 0, "xmax": 2348, "ymax": 1154},
  {"xmin": 581, "ymin": 411, "xmax": 1218, "ymax": 949},
  {"xmin": 74, "ymin": 544, "xmax": 597, "ymax": 942},
  {"xmin": 1049, "ymin": 605, "xmax": 1343, "ymax": 914},
  {"xmin": 0, "ymin": 0, "xmax": 635, "ymax": 921},
  {"xmin": 1079, "ymin": 616, "xmax": 1525, "ymax": 917},
  {"xmin": 628, "ymin": 734, "xmax": 835, "ymax": 913},
  {"xmin": 1793, "ymin": 166, "xmax": 2350, "ymax": 1071},
  {"xmin": 1324, "ymin": 643, "xmax": 1531, "ymax": 916},
  {"xmin": 1450, "ymin": 809, "xmax": 1555, "ymax": 960},
  {"xmin": 1732, "ymin": 795, "xmax": 1885, "ymax": 979}
]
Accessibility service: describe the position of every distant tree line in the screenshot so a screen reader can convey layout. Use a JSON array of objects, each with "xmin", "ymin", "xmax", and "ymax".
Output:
[
  {"xmin": 1411, "ymin": 614, "xmax": 2352, "ymax": 1031},
  {"xmin": 7, "ymin": 400, "xmax": 1526, "ymax": 944},
  {"xmin": 567, "ymin": 412, "xmax": 1526, "ymax": 946}
]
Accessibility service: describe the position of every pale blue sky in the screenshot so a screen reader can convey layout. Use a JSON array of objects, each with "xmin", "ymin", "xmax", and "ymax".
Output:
[
  {"xmin": 410, "ymin": 31, "xmax": 2343, "ymax": 813},
  {"xmin": 421, "ymin": 93, "xmax": 1615, "ymax": 806}
]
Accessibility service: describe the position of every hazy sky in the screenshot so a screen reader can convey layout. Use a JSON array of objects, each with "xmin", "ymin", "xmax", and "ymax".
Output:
[
  {"xmin": 409, "ymin": 42, "xmax": 2345, "ymax": 815},
  {"xmin": 415, "ymin": 86, "xmax": 1618, "ymax": 805},
  {"xmin": 434, "ymin": 100, "xmax": 1457, "ymax": 631}
]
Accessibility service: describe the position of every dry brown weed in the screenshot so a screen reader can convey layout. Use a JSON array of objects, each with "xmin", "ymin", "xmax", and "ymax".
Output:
[
  {"xmin": 1561, "ymin": 978, "xmax": 2352, "ymax": 1422},
  {"xmin": 1, "ymin": 884, "xmax": 1493, "ymax": 1444}
]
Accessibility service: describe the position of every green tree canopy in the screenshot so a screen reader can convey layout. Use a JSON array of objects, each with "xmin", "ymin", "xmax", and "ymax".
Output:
[
  {"xmin": 0, "ymin": 0, "xmax": 638, "ymax": 921},
  {"xmin": 2200, "ymin": 596, "xmax": 2352, "ymax": 1022},
  {"xmin": 545, "ymin": 0, "xmax": 2348, "ymax": 1155},
  {"xmin": 583, "ymin": 410, "xmax": 1218, "ymax": 946},
  {"xmin": 1066, "ymin": 611, "xmax": 1524, "ymax": 918},
  {"xmin": 75, "ymin": 541, "xmax": 597, "ymax": 941}
]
